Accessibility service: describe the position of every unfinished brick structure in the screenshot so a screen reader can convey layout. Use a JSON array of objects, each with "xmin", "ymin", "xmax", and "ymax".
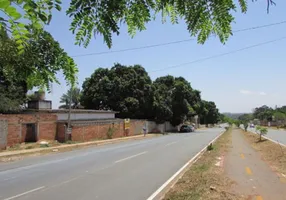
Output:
[{"xmin": 0, "ymin": 114, "xmax": 57, "ymax": 149}]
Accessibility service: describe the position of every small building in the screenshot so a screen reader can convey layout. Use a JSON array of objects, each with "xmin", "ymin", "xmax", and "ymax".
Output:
[{"xmin": 0, "ymin": 99, "xmax": 145, "ymax": 149}]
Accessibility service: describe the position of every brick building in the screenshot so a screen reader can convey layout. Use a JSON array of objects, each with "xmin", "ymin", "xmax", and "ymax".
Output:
[{"xmin": 0, "ymin": 109, "xmax": 146, "ymax": 150}]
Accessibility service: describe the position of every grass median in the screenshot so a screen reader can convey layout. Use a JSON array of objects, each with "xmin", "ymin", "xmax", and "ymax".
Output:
[{"xmin": 163, "ymin": 127, "xmax": 239, "ymax": 200}]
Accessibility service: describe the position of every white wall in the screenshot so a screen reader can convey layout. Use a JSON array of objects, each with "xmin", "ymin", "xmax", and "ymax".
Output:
[{"xmin": 56, "ymin": 113, "xmax": 115, "ymax": 121}]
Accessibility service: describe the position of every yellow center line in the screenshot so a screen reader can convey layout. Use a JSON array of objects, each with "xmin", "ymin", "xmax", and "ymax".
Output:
[
  {"xmin": 256, "ymin": 196, "xmax": 263, "ymax": 200},
  {"xmin": 245, "ymin": 167, "xmax": 252, "ymax": 175},
  {"xmin": 240, "ymin": 153, "xmax": 245, "ymax": 159}
]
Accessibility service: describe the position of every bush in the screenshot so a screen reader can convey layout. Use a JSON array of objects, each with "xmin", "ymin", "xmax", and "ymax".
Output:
[
  {"xmin": 107, "ymin": 127, "xmax": 115, "ymax": 139},
  {"xmin": 40, "ymin": 143, "xmax": 49, "ymax": 148},
  {"xmin": 207, "ymin": 143, "xmax": 214, "ymax": 151},
  {"xmin": 243, "ymin": 122, "xmax": 249, "ymax": 132}
]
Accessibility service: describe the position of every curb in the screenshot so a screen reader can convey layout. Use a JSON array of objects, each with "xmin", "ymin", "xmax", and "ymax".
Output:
[
  {"xmin": 146, "ymin": 129, "xmax": 226, "ymax": 200},
  {"xmin": 0, "ymin": 134, "xmax": 160, "ymax": 159},
  {"xmin": 248, "ymin": 130, "xmax": 286, "ymax": 148}
]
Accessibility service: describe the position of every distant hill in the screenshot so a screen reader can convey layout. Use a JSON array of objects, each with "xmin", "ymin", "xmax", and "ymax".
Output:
[{"xmin": 222, "ymin": 113, "xmax": 247, "ymax": 120}]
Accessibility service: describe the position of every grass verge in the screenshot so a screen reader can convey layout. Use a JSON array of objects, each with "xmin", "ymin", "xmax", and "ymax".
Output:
[
  {"xmin": 163, "ymin": 128, "xmax": 240, "ymax": 200},
  {"xmin": 243, "ymin": 130, "xmax": 286, "ymax": 178}
]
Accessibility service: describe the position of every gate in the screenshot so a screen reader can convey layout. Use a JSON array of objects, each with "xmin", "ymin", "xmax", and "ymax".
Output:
[{"xmin": 0, "ymin": 120, "xmax": 8, "ymax": 149}]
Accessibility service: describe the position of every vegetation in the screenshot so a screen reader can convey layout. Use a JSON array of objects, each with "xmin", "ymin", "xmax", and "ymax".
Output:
[
  {"xmin": 0, "ymin": 28, "xmax": 77, "ymax": 113},
  {"xmin": 107, "ymin": 127, "xmax": 115, "ymax": 139},
  {"xmin": 1, "ymin": 0, "xmax": 272, "ymax": 49},
  {"xmin": 59, "ymin": 87, "xmax": 82, "ymax": 109},
  {"xmin": 81, "ymin": 64, "xmax": 220, "ymax": 126},
  {"xmin": 243, "ymin": 122, "xmax": 249, "ymax": 132},
  {"xmin": 256, "ymin": 126, "xmax": 268, "ymax": 141}
]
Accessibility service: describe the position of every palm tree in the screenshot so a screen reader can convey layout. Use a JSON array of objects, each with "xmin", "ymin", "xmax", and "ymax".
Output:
[{"xmin": 59, "ymin": 87, "xmax": 82, "ymax": 109}]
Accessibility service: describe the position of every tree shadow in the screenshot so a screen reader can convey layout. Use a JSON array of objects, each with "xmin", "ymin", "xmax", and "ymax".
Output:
[{"xmin": 255, "ymin": 139, "xmax": 268, "ymax": 143}]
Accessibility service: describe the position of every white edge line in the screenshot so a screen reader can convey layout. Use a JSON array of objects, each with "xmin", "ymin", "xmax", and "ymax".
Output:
[
  {"xmin": 3, "ymin": 186, "xmax": 45, "ymax": 200},
  {"xmin": 146, "ymin": 130, "xmax": 225, "ymax": 200},
  {"xmin": 114, "ymin": 151, "xmax": 147, "ymax": 163}
]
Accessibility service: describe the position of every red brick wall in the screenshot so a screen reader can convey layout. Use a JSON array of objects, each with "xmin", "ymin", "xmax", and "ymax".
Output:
[
  {"xmin": 70, "ymin": 120, "xmax": 145, "ymax": 142},
  {"xmin": 57, "ymin": 123, "xmax": 66, "ymax": 142},
  {"xmin": 0, "ymin": 114, "xmax": 57, "ymax": 147},
  {"xmin": 39, "ymin": 122, "xmax": 57, "ymax": 141}
]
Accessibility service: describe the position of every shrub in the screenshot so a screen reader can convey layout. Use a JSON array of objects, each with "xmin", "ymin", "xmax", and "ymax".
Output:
[
  {"xmin": 107, "ymin": 127, "xmax": 115, "ymax": 139},
  {"xmin": 243, "ymin": 122, "xmax": 249, "ymax": 132}
]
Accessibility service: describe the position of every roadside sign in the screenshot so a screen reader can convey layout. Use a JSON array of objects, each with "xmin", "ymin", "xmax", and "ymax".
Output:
[{"xmin": 124, "ymin": 119, "xmax": 130, "ymax": 130}]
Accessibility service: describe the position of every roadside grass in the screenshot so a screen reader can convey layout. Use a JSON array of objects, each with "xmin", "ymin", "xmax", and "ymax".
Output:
[
  {"xmin": 163, "ymin": 127, "xmax": 240, "ymax": 200},
  {"xmin": 242, "ymin": 130, "xmax": 286, "ymax": 177}
]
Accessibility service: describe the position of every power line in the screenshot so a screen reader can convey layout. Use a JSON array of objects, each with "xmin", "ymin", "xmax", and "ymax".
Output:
[
  {"xmin": 148, "ymin": 36, "xmax": 286, "ymax": 73},
  {"xmin": 71, "ymin": 20, "xmax": 286, "ymax": 58}
]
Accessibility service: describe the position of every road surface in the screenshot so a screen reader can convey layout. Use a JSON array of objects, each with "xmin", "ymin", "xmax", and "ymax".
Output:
[
  {"xmin": 249, "ymin": 127, "xmax": 286, "ymax": 145},
  {"xmin": 0, "ymin": 128, "xmax": 223, "ymax": 200}
]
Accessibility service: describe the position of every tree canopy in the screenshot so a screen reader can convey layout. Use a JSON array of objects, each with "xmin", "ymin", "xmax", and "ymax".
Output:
[
  {"xmin": 59, "ymin": 87, "xmax": 82, "ymax": 109},
  {"xmin": 0, "ymin": 0, "xmax": 275, "ymax": 49},
  {"xmin": 0, "ymin": 27, "xmax": 77, "ymax": 91},
  {"xmin": 81, "ymin": 63, "xmax": 220, "ymax": 126},
  {"xmin": 81, "ymin": 63, "xmax": 154, "ymax": 119}
]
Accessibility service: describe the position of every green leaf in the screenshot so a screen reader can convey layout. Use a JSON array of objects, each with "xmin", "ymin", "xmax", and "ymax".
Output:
[
  {"xmin": 0, "ymin": 0, "xmax": 9, "ymax": 9},
  {"xmin": 55, "ymin": 4, "xmax": 61, "ymax": 11},
  {"xmin": 5, "ymin": 6, "xmax": 22, "ymax": 20},
  {"xmin": 55, "ymin": 0, "xmax": 61, "ymax": 4},
  {"xmin": 18, "ymin": 22, "xmax": 25, "ymax": 28},
  {"xmin": 39, "ymin": 13, "xmax": 48, "ymax": 22}
]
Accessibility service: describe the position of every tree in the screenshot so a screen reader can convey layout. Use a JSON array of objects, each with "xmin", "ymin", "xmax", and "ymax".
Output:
[
  {"xmin": 81, "ymin": 64, "xmax": 153, "ymax": 119},
  {"xmin": 0, "ymin": 0, "xmax": 275, "ymax": 49},
  {"xmin": 253, "ymin": 105, "xmax": 274, "ymax": 121},
  {"xmin": 0, "ymin": 28, "xmax": 78, "ymax": 91},
  {"xmin": 59, "ymin": 87, "xmax": 82, "ymax": 109},
  {"xmin": 0, "ymin": 65, "xmax": 27, "ymax": 113},
  {"xmin": 152, "ymin": 75, "xmax": 201, "ymax": 126},
  {"xmin": 200, "ymin": 101, "xmax": 220, "ymax": 126},
  {"xmin": 243, "ymin": 122, "xmax": 249, "ymax": 132},
  {"xmin": 256, "ymin": 126, "xmax": 268, "ymax": 141}
]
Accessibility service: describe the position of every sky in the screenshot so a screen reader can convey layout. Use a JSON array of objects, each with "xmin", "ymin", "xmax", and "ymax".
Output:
[{"xmin": 43, "ymin": 1, "xmax": 286, "ymax": 113}]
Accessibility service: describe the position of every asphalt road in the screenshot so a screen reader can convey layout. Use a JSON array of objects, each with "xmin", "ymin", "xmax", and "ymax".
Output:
[
  {"xmin": 249, "ymin": 127, "xmax": 286, "ymax": 145},
  {"xmin": 0, "ymin": 128, "xmax": 223, "ymax": 200}
]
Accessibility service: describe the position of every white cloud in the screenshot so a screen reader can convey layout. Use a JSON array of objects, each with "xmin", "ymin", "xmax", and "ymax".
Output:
[
  {"xmin": 240, "ymin": 90, "xmax": 252, "ymax": 95},
  {"xmin": 239, "ymin": 90, "xmax": 267, "ymax": 96},
  {"xmin": 259, "ymin": 92, "xmax": 267, "ymax": 96}
]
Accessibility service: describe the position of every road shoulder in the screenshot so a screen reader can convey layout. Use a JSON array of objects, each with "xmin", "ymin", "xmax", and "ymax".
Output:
[{"xmin": 163, "ymin": 128, "xmax": 238, "ymax": 200}]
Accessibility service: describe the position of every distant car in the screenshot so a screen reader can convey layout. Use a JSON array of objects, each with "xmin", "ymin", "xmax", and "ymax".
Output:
[
  {"xmin": 180, "ymin": 125, "xmax": 194, "ymax": 133},
  {"xmin": 250, "ymin": 124, "xmax": 255, "ymax": 128}
]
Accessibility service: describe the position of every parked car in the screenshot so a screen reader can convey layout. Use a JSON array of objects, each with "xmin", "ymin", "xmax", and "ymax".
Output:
[
  {"xmin": 180, "ymin": 125, "xmax": 195, "ymax": 133},
  {"xmin": 250, "ymin": 124, "xmax": 255, "ymax": 128}
]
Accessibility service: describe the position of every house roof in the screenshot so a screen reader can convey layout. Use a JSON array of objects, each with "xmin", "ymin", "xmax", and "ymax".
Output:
[{"xmin": 24, "ymin": 109, "xmax": 118, "ymax": 114}]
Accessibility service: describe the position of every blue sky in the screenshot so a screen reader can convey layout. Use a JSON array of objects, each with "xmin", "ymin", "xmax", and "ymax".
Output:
[{"xmin": 44, "ymin": 1, "xmax": 286, "ymax": 113}]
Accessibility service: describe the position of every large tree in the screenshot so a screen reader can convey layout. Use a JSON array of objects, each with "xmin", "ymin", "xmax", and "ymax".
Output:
[
  {"xmin": 152, "ymin": 75, "xmax": 201, "ymax": 126},
  {"xmin": 253, "ymin": 105, "xmax": 274, "ymax": 121},
  {"xmin": 199, "ymin": 100, "xmax": 220, "ymax": 125},
  {"xmin": 0, "ymin": 28, "xmax": 77, "ymax": 112},
  {"xmin": 0, "ymin": 28, "xmax": 77, "ymax": 91},
  {"xmin": 81, "ymin": 63, "xmax": 153, "ymax": 119}
]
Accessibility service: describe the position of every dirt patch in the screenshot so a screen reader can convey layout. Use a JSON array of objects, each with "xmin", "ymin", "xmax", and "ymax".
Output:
[
  {"xmin": 163, "ymin": 128, "xmax": 240, "ymax": 200},
  {"xmin": 242, "ymin": 130, "xmax": 286, "ymax": 177}
]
